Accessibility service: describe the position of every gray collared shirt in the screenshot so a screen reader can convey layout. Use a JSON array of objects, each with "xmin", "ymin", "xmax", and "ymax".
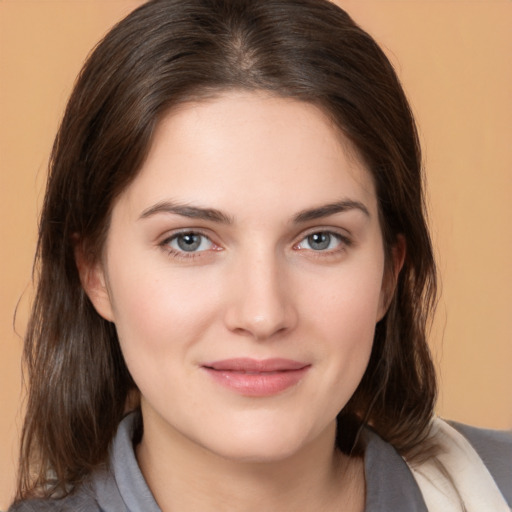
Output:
[{"xmin": 10, "ymin": 412, "xmax": 512, "ymax": 511}]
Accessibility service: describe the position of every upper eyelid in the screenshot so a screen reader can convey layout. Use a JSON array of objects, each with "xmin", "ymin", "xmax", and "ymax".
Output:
[
  {"xmin": 160, "ymin": 232, "xmax": 218, "ymax": 260},
  {"xmin": 295, "ymin": 226, "xmax": 352, "ymax": 242},
  {"xmin": 157, "ymin": 227, "xmax": 352, "ymax": 249},
  {"xmin": 297, "ymin": 232, "xmax": 346, "ymax": 245},
  {"xmin": 168, "ymin": 232, "xmax": 214, "ymax": 252},
  {"xmin": 160, "ymin": 228, "xmax": 214, "ymax": 244}
]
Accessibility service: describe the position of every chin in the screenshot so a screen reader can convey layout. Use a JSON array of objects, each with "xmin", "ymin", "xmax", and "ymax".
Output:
[
  {"xmin": 209, "ymin": 436, "xmax": 308, "ymax": 464},
  {"xmin": 195, "ymin": 417, "xmax": 325, "ymax": 464}
]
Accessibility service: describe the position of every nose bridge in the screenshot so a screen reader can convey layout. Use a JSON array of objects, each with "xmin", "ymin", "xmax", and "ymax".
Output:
[{"xmin": 224, "ymin": 245, "xmax": 296, "ymax": 340}]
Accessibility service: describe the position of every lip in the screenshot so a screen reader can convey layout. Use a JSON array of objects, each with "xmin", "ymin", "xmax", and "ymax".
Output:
[{"xmin": 201, "ymin": 358, "xmax": 311, "ymax": 397}]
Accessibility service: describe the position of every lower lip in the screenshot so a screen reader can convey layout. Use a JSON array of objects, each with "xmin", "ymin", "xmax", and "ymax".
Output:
[{"xmin": 202, "ymin": 367, "xmax": 310, "ymax": 397}]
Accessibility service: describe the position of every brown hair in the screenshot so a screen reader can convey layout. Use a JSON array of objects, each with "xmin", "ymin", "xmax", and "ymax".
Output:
[{"xmin": 16, "ymin": 0, "xmax": 437, "ymax": 500}]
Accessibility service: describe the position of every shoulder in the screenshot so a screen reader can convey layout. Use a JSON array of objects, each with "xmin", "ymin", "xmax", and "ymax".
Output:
[
  {"xmin": 8, "ymin": 412, "xmax": 154, "ymax": 512},
  {"xmin": 8, "ymin": 490, "xmax": 100, "ymax": 512},
  {"xmin": 363, "ymin": 427, "xmax": 428, "ymax": 511},
  {"xmin": 8, "ymin": 465, "xmax": 127, "ymax": 512},
  {"xmin": 362, "ymin": 420, "xmax": 512, "ymax": 511},
  {"xmin": 450, "ymin": 421, "xmax": 512, "ymax": 504}
]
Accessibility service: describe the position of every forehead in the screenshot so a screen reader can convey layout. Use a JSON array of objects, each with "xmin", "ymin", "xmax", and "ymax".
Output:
[{"xmin": 116, "ymin": 91, "xmax": 378, "ymax": 220}]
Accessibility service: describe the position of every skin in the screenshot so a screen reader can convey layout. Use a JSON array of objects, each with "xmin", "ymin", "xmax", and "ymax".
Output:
[{"xmin": 83, "ymin": 91, "xmax": 401, "ymax": 512}]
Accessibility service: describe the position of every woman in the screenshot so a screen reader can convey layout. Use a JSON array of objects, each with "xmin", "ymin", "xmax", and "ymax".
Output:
[{"xmin": 10, "ymin": 0, "xmax": 511, "ymax": 511}]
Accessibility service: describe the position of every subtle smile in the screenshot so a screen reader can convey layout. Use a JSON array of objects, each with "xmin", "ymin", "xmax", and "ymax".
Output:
[{"xmin": 201, "ymin": 358, "xmax": 311, "ymax": 397}]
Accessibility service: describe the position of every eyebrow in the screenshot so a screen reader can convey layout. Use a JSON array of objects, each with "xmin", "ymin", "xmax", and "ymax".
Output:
[
  {"xmin": 139, "ymin": 201, "xmax": 233, "ymax": 224},
  {"xmin": 139, "ymin": 198, "xmax": 369, "ymax": 224},
  {"xmin": 293, "ymin": 200, "xmax": 370, "ymax": 223}
]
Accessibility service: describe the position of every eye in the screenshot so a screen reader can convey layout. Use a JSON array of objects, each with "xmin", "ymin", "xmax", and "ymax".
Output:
[
  {"xmin": 295, "ymin": 231, "xmax": 346, "ymax": 252},
  {"xmin": 166, "ymin": 232, "xmax": 214, "ymax": 253}
]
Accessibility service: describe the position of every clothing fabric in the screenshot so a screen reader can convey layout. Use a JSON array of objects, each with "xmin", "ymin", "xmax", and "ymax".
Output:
[
  {"xmin": 407, "ymin": 418, "xmax": 510, "ymax": 511},
  {"xmin": 10, "ymin": 412, "xmax": 512, "ymax": 512}
]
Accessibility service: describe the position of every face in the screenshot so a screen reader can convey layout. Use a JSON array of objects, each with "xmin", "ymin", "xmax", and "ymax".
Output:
[{"xmin": 85, "ymin": 91, "xmax": 393, "ymax": 463}]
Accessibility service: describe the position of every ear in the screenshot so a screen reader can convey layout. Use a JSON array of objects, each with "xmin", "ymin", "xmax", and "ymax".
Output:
[
  {"xmin": 74, "ymin": 241, "xmax": 115, "ymax": 322},
  {"xmin": 377, "ymin": 234, "xmax": 406, "ymax": 321}
]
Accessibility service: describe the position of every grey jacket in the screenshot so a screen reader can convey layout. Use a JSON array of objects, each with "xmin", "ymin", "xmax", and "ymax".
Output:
[{"xmin": 9, "ymin": 412, "xmax": 512, "ymax": 511}]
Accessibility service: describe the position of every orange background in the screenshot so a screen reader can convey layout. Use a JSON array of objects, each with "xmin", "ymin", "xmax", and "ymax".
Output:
[{"xmin": 1, "ymin": 0, "xmax": 511, "ymax": 508}]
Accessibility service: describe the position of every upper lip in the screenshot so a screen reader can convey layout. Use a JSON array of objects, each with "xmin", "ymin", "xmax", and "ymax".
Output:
[{"xmin": 202, "ymin": 358, "xmax": 309, "ymax": 372}]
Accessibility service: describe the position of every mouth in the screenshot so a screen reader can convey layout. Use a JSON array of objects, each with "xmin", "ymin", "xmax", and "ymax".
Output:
[{"xmin": 201, "ymin": 358, "xmax": 311, "ymax": 397}]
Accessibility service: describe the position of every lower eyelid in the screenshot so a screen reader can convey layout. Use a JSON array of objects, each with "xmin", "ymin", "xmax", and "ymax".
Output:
[
  {"xmin": 165, "ymin": 247, "xmax": 202, "ymax": 259},
  {"xmin": 171, "ymin": 233, "xmax": 212, "ymax": 251},
  {"xmin": 159, "ymin": 231, "xmax": 225, "ymax": 261},
  {"xmin": 160, "ymin": 230, "xmax": 351, "ymax": 259},
  {"xmin": 294, "ymin": 231, "xmax": 351, "ymax": 251}
]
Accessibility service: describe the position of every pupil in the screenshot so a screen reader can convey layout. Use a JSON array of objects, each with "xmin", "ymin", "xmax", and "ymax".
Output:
[
  {"xmin": 308, "ymin": 232, "xmax": 330, "ymax": 250},
  {"xmin": 177, "ymin": 234, "xmax": 201, "ymax": 251}
]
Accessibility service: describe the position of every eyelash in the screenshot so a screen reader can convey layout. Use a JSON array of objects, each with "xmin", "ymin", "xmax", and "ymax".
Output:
[
  {"xmin": 160, "ymin": 230, "xmax": 218, "ymax": 260},
  {"xmin": 159, "ymin": 229, "xmax": 352, "ymax": 261},
  {"xmin": 293, "ymin": 230, "xmax": 352, "ymax": 256}
]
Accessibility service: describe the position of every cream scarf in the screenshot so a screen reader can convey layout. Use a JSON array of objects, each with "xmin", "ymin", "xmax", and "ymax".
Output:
[{"xmin": 407, "ymin": 418, "xmax": 510, "ymax": 511}]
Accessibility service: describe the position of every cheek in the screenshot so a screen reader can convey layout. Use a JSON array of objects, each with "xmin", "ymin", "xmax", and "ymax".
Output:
[
  {"xmin": 106, "ymin": 260, "xmax": 222, "ymax": 373},
  {"xmin": 297, "ymin": 256, "xmax": 384, "ymax": 385},
  {"xmin": 300, "ymin": 258, "xmax": 384, "ymax": 338}
]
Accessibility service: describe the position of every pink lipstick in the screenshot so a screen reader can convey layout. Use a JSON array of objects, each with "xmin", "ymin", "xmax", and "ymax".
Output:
[{"xmin": 201, "ymin": 358, "xmax": 310, "ymax": 397}]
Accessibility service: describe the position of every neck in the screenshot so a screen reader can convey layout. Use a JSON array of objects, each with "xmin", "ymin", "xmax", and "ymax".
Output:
[{"xmin": 136, "ymin": 407, "xmax": 365, "ymax": 512}]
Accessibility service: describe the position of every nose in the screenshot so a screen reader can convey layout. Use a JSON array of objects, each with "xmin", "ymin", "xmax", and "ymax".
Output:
[{"xmin": 223, "ymin": 251, "xmax": 298, "ymax": 341}]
